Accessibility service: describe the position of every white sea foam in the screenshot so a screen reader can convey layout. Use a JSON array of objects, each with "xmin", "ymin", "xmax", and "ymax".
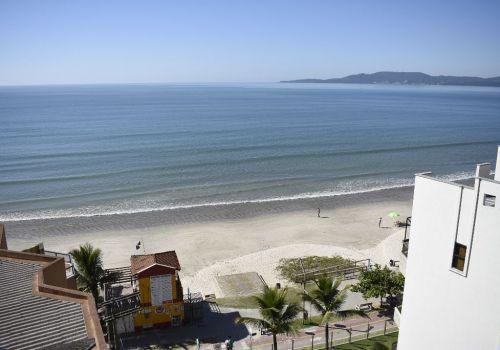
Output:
[{"xmin": 0, "ymin": 171, "xmax": 473, "ymax": 222}]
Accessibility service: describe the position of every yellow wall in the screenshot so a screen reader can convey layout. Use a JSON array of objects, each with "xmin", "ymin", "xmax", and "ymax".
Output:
[
  {"xmin": 137, "ymin": 277, "xmax": 151, "ymax": 305},
  {"xmin": 171, "ymin": 274, "xmax": 177, "ymax": 300},
  {"xmin": 134, "ymin": 274, "xmax": 184, "ymax": 329},
  {"xmin": 134, "ymin": 301, "xmax": 184, "ymax": 328}
]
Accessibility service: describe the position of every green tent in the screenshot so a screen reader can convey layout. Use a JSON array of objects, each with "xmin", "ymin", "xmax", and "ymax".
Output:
[{"xmin": 388, "ymin": 211, "xmax": 400, "ymax": 219}]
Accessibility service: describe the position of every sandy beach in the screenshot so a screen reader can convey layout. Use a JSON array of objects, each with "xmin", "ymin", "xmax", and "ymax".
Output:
[{"xmin": 5, "ymin": 186, "xmax": 412, "ymax": 295}]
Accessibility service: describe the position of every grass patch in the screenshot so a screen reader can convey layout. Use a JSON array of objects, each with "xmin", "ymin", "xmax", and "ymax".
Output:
[
  {"xmin": 276, "ymin": 256, "xmax": 355, "ymax": 283},
  {"xmin": 332, "ymin": 332, "xmax": 398, "ymax": 349},
  {"xmin": 215, "ymin": 286, "xmax": 308, "ymax": 309}
]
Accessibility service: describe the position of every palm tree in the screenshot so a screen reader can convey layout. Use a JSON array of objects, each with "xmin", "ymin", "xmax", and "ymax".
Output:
[
  {"xmin": 69, "ymin": 243, "xmax": 119, "ymax": 305},
  {"xmin": 302, "ymin": 276, "xmax": 368, "ymax": 350},
  {"xmin": 236, "ymin": 286, "xmax": 302, "ymax": 350}
]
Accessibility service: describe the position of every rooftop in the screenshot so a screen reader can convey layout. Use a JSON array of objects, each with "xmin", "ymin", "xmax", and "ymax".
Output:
[
  {"xmin": 0, "ymin": 258, "xmax": 89, "ymax": 350},
  {"xmin": 130, "ymin": 250, "xmax": 181, "ymax": 275}
]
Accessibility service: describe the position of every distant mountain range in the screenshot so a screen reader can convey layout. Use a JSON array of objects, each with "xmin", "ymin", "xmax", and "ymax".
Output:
[{"xmin": 281, "ymin": 71, "xmax": 500, "ymax": 87}]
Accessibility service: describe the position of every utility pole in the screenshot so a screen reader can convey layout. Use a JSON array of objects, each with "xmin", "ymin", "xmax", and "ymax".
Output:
[{"xmin": 305, "ymin": 331, "xmax": 315, "ymax": 350}]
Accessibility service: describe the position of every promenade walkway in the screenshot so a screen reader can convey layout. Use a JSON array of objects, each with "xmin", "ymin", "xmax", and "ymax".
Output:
[{"xmin": 120, "ymin": 303, "xmax": 397, "ymax": 350}]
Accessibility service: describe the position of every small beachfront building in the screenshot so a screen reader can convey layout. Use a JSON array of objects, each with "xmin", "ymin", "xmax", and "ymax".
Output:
[
  {"xmin": 397, "ymin": 146, "xmax": 500, "ymax": 350},
  {"xmin": 131, "ymin": 251, "xmax": 184, "ymax": 331}
]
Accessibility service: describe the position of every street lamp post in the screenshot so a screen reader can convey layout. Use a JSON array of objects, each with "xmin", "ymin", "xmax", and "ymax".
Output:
[
  {"xmin": 249, "ymin": 332, "xmax": 257, "ymax": 350},
  {"xmin": 305, "ymin": 331, "xmax": 315, "ymax": 350}
]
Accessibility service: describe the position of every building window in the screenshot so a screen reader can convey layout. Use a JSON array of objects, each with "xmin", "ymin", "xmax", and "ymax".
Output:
[
  {"xmin": 483, "ymin": 194, "xmax": 496, "ymax": 207},
  {"xmin": 452, "ymin": 243, "xmax": 467, "ymax": 271}
]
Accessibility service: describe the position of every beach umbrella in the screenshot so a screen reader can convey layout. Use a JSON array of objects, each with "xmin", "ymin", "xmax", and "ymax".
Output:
[{"xmin": 388, "ymin": 211, "xmax": 400, "ymax": 219}]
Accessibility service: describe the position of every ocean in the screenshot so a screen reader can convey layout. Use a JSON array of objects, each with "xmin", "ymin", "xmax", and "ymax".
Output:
[{"xmin": 1, "ymin": 83, "xmax": 500, "ymax": 224}]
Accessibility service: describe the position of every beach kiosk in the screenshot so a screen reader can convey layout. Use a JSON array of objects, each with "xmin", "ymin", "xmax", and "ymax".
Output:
[{"xmin": 130, "ymin": 251, "xmax": 184, "ymax": 331}]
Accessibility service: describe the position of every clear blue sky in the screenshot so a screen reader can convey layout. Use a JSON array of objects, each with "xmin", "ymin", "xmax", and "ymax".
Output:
[{"xmin": 1, "ymin": 0, "xmax": 499, "ymax": 85}]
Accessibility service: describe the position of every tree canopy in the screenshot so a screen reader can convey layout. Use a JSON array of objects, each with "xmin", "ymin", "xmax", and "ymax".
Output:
[
  {"xmin": 236, "ymin": 286, "xmax": 302, "ymax": 350},
  {"xmin": 351, "ymin": 264, "xmax": 404, "ymax": 304},
  {"xmin": 70, "ymin": 243, "xmax": 120, "ymax": 305},
  {"xmin": 303, "ymin": 276, "xmax": 367, "ymax": 350}
]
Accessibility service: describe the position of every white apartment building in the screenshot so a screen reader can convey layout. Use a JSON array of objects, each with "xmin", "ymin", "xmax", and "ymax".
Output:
[{"xmin": 397, "ymin": 146, "xmax": 500, "ymax": 350}]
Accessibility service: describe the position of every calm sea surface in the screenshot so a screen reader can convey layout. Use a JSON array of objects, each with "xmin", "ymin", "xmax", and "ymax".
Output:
[{"xmin": 1, "ymin": 83, "xmax": 500, "ymax": 222}]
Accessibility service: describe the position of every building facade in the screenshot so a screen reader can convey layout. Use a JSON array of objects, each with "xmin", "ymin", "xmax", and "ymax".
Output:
[
  {"xmin": 397, "ymin": 146, "xmax": 500, "ymax": 350},
  {"xmin": 130, "ymin": 251, "xmax": 184, "ymax": 331}
]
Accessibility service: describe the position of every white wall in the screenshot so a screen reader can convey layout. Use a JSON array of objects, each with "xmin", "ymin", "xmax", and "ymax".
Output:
[
  {"xmin": 398, "ymin": 176, "xmax": 500, "ymax": 350},
  {"xmin": 495, "ymin": 146, "xmax": 500, "ymax": 181},
  {"xmin": 399, "ymin": 254, "xmax": 407, "ymax": 276},
  {"xmin": 393, "ymin": 306, "xmax": 402, "ymax": 327},
  {"xmin": 455, "ymin": 188, "xmax": 474, "ymax": 245}
]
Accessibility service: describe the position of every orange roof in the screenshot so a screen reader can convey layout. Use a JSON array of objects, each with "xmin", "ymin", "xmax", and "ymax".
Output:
[{"xmin": 130, "ymin": 251, "xmax": 181, "ymax": 275}]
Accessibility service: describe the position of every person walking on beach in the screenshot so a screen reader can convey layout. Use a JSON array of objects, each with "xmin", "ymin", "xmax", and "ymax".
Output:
[
  {"xmin": 317, "ymin": 208, "xmax": 321, "ymax": 218},
  {"xmin": 378, "ymin": 217, "xmax": 382, "ymax": 228}
]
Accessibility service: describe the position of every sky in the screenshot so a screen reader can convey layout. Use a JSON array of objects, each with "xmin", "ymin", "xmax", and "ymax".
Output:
[{"xmin": 1, "ymin": 0, "xmax": 500, "ymax": 85}]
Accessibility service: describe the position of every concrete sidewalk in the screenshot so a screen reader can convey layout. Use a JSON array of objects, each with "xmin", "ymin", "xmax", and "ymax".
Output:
[{"xmin": 201, "ymin": 314, "xmax": 396, "ymax": 350}]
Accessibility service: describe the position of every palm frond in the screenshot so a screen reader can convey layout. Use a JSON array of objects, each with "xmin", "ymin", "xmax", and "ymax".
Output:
[
  {"xmin": 235, "ymin": 316, "xmax": 269, "ymax": 329},
  {"xmin": 302, "ymin": 291, "xmax": 326, "ymax": 313},
  {"xmin": 321, "ymin": 310, "xmax": 334, "ymax": 325},
  {"xmin": 69, "ymin": 243, "xmax": 106, "ymax": 301}
]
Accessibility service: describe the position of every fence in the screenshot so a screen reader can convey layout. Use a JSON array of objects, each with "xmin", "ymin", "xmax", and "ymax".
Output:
[
  {"xmin": 104, "ymin": 266, "xmax": 133, "ymax": 284},
  {"xmin": 184, "ymin": 291, "xmax": 204, "ymax": 323},
  {"xmin": 267, "ymin": 319, "xmax": 398, "ymax": 350},
  {"xmin": 293, "ymin": 259, "xmax": 371, "ymax": 284}
]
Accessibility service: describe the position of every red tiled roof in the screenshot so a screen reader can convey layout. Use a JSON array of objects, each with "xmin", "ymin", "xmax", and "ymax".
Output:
[{"xmin": 130, "ymin": 251, "xmax": 181, "ymax": 275}]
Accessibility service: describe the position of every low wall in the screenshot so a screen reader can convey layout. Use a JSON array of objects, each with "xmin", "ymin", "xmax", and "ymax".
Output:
[
  {"xmin": 399, "ymin": 253, "xmax": 407, "ymax": 276},
  {"xmin": 393, "ymin": 306, "xmax": 402, "ymax": 327}
]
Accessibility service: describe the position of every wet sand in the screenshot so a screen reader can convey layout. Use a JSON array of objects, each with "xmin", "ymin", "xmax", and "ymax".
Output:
[{"xmin": 5, "ymin": 185, "xmax": 413, "ymax": 238}]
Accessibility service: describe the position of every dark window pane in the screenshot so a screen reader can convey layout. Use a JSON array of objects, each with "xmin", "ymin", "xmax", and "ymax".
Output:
[
  {"xmin": 484, "ymin": 194, "xmax": 496, "ymax": 207},
  {"xmin": 452, "ymin": 243, "xmax": 467, "ymax": 271}
]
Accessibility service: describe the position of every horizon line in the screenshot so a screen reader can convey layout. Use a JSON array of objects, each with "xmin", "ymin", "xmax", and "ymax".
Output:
[{"xmin": 2, "ymin": 71, "xmax": 500, "ymax": 88}]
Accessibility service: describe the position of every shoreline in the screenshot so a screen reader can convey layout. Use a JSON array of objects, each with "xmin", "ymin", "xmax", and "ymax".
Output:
[
  {"xmin": 5, "ymin": 186, "xmax": 413, "ymax": 295},
  {"xmin": 4, "ymin": 185, "xmax": 414, "ymax": 238}
]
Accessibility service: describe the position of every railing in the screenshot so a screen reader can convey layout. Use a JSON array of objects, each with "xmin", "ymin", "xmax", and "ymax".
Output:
[
  {"xmin": 98, "ymin": 291, "xmax": 141, "ymax": 322},
  {"xmin": 184, "ymin": 291, "xmax": 204, "ymax": 323},
  {"xmin": 44, "ymin": 249, "xmax": 72, "ymax": 263},
  {"xmin": 291, "ymin": 319, "xmax": 398, "ymax": 350},
  {"xmin": 44, "ymin": 250, "xmax": 76, "ymax": 277},
  {"xmin": 104, "ymin": 266, "xmax": 132, "ymax": 284},
  {"xmin": 294, "ymin": 259, "xmax": 371, "ymax": 283}
]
